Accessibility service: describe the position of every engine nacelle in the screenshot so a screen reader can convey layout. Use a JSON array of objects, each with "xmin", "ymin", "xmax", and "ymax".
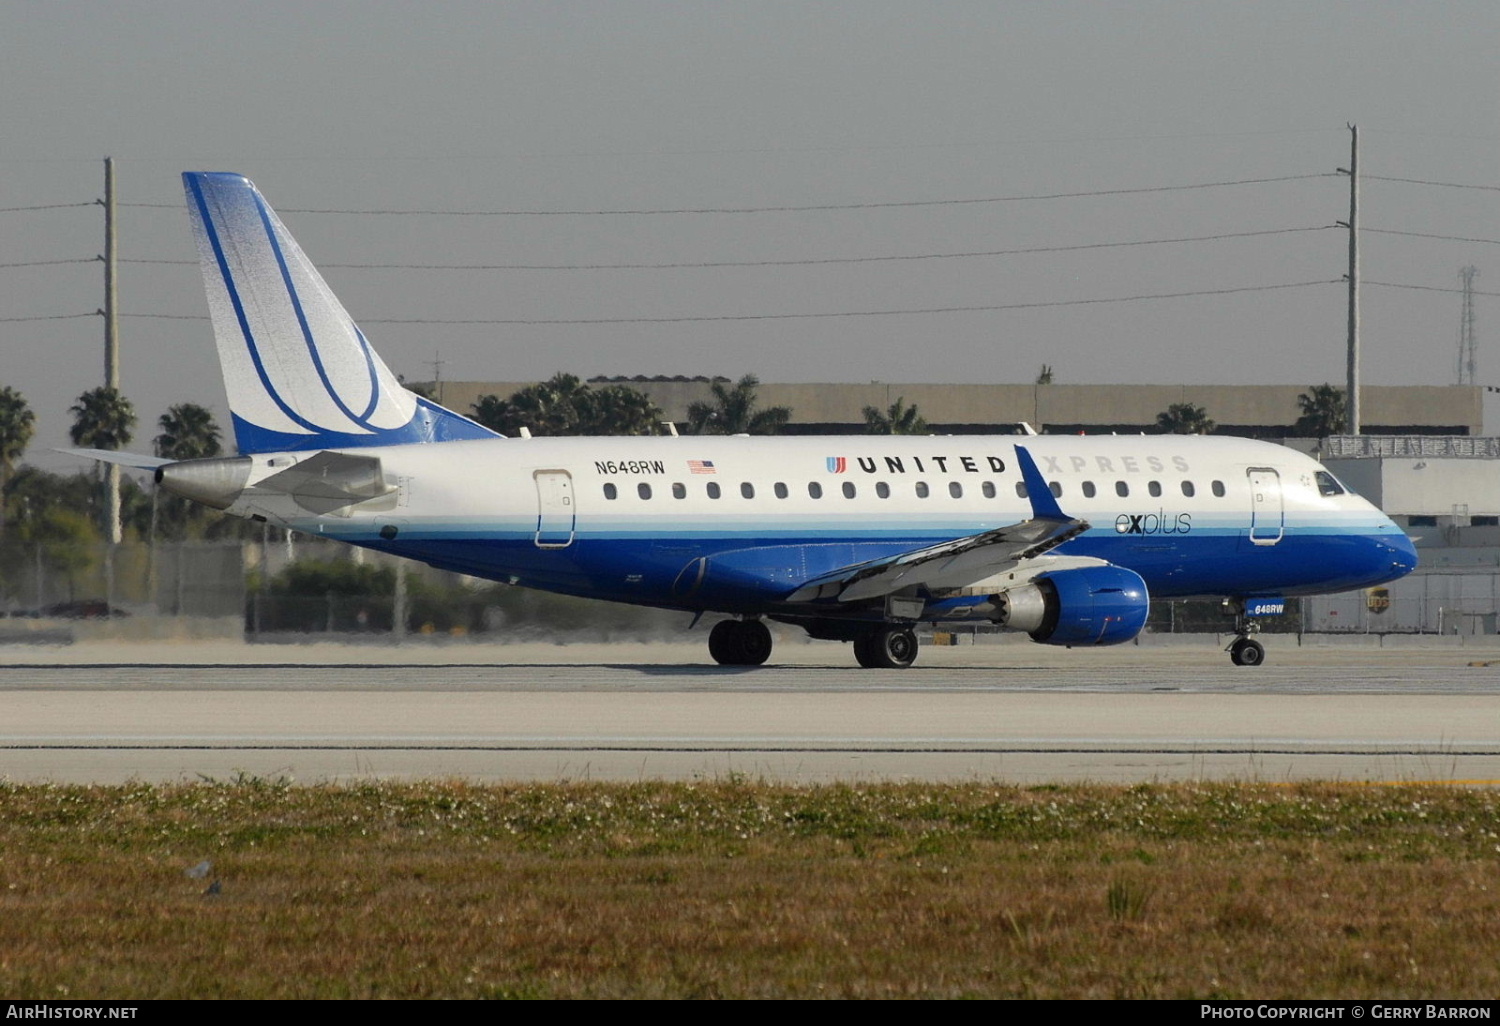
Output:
[{"xmin": 994, "ymin": 565, "xmax": 1150, "ymax": 647}]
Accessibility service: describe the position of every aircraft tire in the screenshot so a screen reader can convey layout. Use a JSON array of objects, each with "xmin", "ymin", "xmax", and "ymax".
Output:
[
  {"xmin": 708, "ymin": 620, "xmax": 772, "ymax": 666},
  {"xmin": 1229, "ymin": 638, "xmax": 1266, "ymax": 667},
  {"xmin": 853, "ymin": 627, "xmax": 919, "ymax": 669},
  {"xmin": 708, "ymin": 620, "xmax": 740, "ymax": 665},
  {"xmin": 736, "ymin": 620, "xmax": 773, "ymax": 666}
]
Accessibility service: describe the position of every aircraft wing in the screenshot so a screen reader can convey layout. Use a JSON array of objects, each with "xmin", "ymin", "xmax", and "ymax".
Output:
[{"xmin": 785, "ymin": 444, "xmax": 1089, "ymax": 604}]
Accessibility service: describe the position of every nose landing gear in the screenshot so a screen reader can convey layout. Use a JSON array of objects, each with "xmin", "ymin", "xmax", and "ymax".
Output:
[{"xmin": 1223, "ymin": 599, "xmax": 1267, "ymax": 666}]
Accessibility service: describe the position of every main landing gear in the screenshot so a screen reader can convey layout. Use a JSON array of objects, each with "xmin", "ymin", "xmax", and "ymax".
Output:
[
  {"xmin": 853, "ymin": 626, "xmax": 919, "ymax": 669},
  {"xmin": 708, "ymin": 619, "xmax": 773, "ymax": 666},
  {"xmin": 707, "ymin": 619, "xmax": 921, "ymax": 669},
  {"xmin": 1223, "ymin": 599, "xmax": 1266, "ymax": 667}
]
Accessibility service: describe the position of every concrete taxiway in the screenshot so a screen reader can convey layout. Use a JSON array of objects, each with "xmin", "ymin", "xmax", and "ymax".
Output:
[{"xmin": 2, "ymin": 636, "xmax": 1498, "ymax": 784}]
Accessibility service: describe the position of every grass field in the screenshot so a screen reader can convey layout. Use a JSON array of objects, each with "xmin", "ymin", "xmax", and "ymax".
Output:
[{"xmin": 2, "ymin": 780, "xmax": 1498, "ymax": 999}]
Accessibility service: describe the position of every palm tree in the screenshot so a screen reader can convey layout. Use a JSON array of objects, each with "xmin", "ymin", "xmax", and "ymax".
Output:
[
  {"xmin": 576, "ymin": 384, "xmax": 663, "ymax": 435},
  {"xmin": 69, "ymin": 386, "xmax": 136, "ymax": 452},
  {"xmin": 472, "ymin": 373, "xmax": 587, "ymax": 435},
  {"xmin": 1295, "ymin": 384, "xmax": 1347, "ymax": 438},
  {"xmin": 862, "ymin": 396, "xmax": 928, "ymax": 435},
  {"xmin": 154, "ymin": 403, "xmax": 223, "ymax": 461},
  {"xmin": 70, "ymin": 386, "xmax": 136, "ymax": 544},
  {"xmin": 685, "ymin": 375, "xmax": 791, "ymax": 435},
  {"xmin": 0, "ymin": 386, "xmax": 35, "ymax": 538},
  {"xmin": 1035, "ymin": 364, "xmax": 1054, "ymax": 385},
  {"xmin": 470, "ymin": 375, "xmax": 661, "ymax": 435},
  {"xmin": 1154, "ymin": 402, "xmax": 1216, "ymax": 435}
]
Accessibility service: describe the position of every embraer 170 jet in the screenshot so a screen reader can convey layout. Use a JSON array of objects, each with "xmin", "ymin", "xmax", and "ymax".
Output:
[{"xmin": 74, "ymin": 173, "xmax": 1418, "ymax": 667}]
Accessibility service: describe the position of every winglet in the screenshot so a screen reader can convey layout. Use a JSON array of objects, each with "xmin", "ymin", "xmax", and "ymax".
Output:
[{"xmin": 1015, "ymin": 444, "xmax": 1067, "ymax": 521}]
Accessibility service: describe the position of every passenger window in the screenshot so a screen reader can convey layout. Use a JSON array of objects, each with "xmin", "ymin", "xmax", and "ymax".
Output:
[
  {"xmin": 603, "ymin": 483, "xmax": 618, "ymax": 500},
  {"xmin": 1116, "ymin": 481, "xmax": 1129, "ymax": 497},
  {"xmin": 1181, "ymin": 481, "xmax": 1195, "ymax": 498},
  {"xmin": 842, "ymin": 481, "xmax": 856, "ymax": 499},
  {"xmin": 808, "ymin": 482, "xmax": 823, "ymax": 499},
  {"xmin": 1315, "ymin": 471, "xmax": 1345, "ymax": 497},
  {"xmin": 1082, "ymin": 481, "xmax": 1097, "ymax": 498},
  {"xmin": 637, "ymin": 483, "xmax": 652, "ymax": 500},
  {"xmin": 916, "ymin": 481, "xmax": 930, "ymax": 498},
  {"xmin": 949, "ymin": 481, "xmax": 963, "ymax": 498},
  {"xmin": 1015, "ymin": 482, "xmax": 1028, "ymax": 499},
  {"xmin": 707, "ymin": 482, "xmax": 721, "ymax": 499},
  {"xmin": 672, "ymin": 482, "xmax": 686, "ymax": 499},
  {"xmin": 876, "ymin": 482, "xmax": 890, "ymax": 499},
  {"xmin": 774, "ymin": 482, "xmax": 788, "ymax": 499},
  {"xmin": 981, "ymin": 481, "xmax": 996, "ymax": 499},
  {"xmin": 1049, "ymin": 482, "xmax": 1062, "ymax": 498},
  {"xmin": 741, "ymin": 482, "xmax": 755, "ymax": 499},
  {"xmin": 1148, "ymin": 481, "xmax": 1162, "ymax": 498},
  {"xmin": 1212, "ymin": 480, "xmax": 1226, "ymax": 498}
]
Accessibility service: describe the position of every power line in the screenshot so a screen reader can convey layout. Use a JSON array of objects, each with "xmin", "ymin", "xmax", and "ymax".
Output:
[
  {"xmin": 1365, "ymin": 175, "xmax": 1500, "ymax": 192},
  {"xmin": 0, "ymin": 311, "xmax": 99, "ymax": 323},
  {"xmin": 1365, "ymin": 227, "xmax": 1500, "ymax": 246},
  {"xmin": 121, "ymin": 279, "xmax": 1336, "ymax": 326},
  {"xmin": 118, "ymin": 226, "xmax": 1330, "ymax": 272},
  {"xmin": 0, "ymin": 257, "xmax": 97, "ymax": 269},
  {"xmin": 117, "ymin": 174, "xmax": 1337, "ymax": 216},
  {"xmin": 0, "ymin": 201, "xmax": 95, "ymax": 213},
  {"xmin": 1366, "ymin": 280, "xmax": 1500, "ymax": 298}
]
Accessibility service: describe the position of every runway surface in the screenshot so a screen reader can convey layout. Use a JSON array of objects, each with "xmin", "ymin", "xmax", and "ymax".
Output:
[{"xmin": 3, "ymin": 638, "xmax": 1499, "ymax": 784}]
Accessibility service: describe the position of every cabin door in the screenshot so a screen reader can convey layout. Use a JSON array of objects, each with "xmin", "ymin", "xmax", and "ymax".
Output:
[
  {"xmin": 1247, "ymin": 468, "xmax": 1284, "ymax": 545},
  {"xmin": 533, "ymin": 470, "xmax": 576, "ymax": 548}
]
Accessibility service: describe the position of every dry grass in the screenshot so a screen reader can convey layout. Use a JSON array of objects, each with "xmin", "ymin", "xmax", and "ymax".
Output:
[{"xmin": 1, "ymin": 780, "xmax": 1498, "ymax": 998}]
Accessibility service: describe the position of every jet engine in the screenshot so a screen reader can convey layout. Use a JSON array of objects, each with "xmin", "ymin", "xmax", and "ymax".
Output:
[{"xmin": 994, "ymin": 565, "xmax": 1149, "ymax": 647}]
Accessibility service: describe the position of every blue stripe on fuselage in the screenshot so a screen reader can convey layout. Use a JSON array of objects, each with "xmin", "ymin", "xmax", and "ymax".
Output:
[{"xmin": 339, "ymin": 521, "xmax": 1415, "ymax": 613}]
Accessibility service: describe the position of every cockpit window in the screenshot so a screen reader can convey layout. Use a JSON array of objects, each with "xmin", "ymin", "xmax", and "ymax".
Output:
[{"xmin": 1315, "ymin": 471, "xmax": 1345, "ymax": 497}]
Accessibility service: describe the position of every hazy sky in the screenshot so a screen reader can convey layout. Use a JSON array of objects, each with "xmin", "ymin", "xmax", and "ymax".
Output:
[{"xmin": 3, "ymin": 1, "xmax": 1498, "ymax": 466}]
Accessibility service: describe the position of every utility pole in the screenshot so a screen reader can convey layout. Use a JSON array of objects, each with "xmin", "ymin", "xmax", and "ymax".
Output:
[
  {"xmin": 102, "ymin": 157, "xmax": 122, "ymax": 545},
  {"xmin": 1337, "ymin": 125, "xmax": 1360, "ymax": 435},
  {"xmin": 1458, "ymin": 266, "xmax": 1479, "ymax": 385},
  {"xmin": 427, "ymin": 350, "xmax": 445, "ymax": 406}
]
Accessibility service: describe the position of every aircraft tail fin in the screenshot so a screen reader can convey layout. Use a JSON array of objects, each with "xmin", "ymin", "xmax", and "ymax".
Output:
[{"xmin": 182, "ymin": 172, "xmax": 498, "ymax": 454}]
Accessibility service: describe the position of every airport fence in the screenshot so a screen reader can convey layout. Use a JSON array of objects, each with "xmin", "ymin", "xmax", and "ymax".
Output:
[
  {"xmin": 3, "ymin": 535, "xmax": 1491, "ymax": 639},
  {"xmin": 0, "ymin": 539, "xmax": 245, "ymax": 620}
]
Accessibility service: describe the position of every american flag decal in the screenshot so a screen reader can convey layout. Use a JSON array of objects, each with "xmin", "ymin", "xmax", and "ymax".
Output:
[
  {"xmin": 688, "ymin": 459, "xmax": 716, "ymax": 474},
  {"xmin": 826, "ymin": 456, "xmax": 847, "ymax": 473}
]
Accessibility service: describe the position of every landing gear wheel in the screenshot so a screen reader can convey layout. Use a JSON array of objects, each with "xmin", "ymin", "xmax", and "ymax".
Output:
[
  {"xmin": 708, "ymin": 619, "xmax": 772, "ymax": 666},
  {"xmin": 1229, "ymin": 637, "xmax": 1265, "ymax": 667},
  {"xmin": 736, "ymin": 620, "xmax": 772, "ymax": 665},
  {"xmin": 853, "ymin": 627, "xmax": 919, "ymax": 669}
]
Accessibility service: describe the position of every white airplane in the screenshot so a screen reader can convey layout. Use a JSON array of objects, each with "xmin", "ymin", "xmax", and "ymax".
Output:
[{"xmin": 76, "ymin": 172, "xmax": 1419, "ymax": 668}]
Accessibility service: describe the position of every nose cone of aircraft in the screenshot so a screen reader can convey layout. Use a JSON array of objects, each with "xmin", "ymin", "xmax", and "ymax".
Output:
[{"xmin": 1385, "ymin": 529, "xmax": 1420, "ymax": 580}]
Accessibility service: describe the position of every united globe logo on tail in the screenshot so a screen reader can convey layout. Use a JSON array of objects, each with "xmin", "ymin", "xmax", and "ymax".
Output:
[{"xmin": 183, "ymin": 172, "xmax": 495, "ymax": 454}]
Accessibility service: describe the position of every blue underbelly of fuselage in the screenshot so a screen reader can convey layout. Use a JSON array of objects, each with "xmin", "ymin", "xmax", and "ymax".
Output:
[{"xmin": 361, "ymin": 524, "xmax": 1417, "ymax": 617}]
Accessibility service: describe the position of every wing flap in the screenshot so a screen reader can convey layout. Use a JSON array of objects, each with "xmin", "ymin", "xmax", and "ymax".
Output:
[
  {"xmin": 785, "ymin": 443, "xmax": 1089, "ymax": 604},
  {"xmin": 786, "ymin": 515, "xmax": 1087, "ymax": 603}
]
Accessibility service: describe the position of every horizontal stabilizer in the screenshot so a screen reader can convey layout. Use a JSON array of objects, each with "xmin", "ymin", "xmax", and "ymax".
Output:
[{"xmin": 57, "ymin": 448, "xmax": 171, "ymax": 471}]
